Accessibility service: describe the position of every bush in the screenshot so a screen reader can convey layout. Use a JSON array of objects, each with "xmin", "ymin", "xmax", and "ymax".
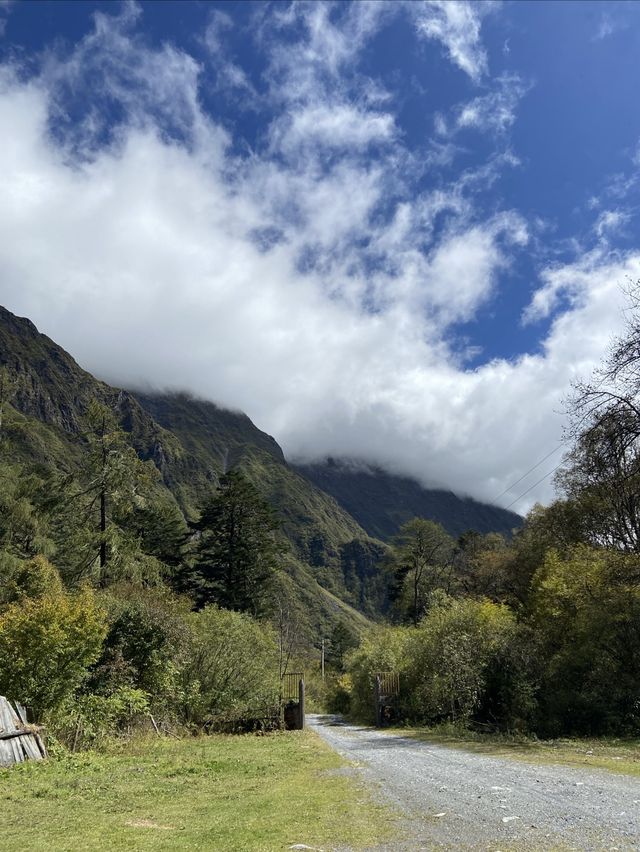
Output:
[
  {"xmin": 2, "ymin": 554, "xmax": 63, "ymax": 602},
  {"xmin": 88, "ymin": 585, "xmax": 190, "ymax": 717},
  {"xmin": 0, "ymin": 579, "xmax": 107, "ymax": 721},
  {"xmin": 530, "ymin": 546, "xmax": 640, "ymax": 735},
  {"xmin": 50, "ymin": 686, "xmax": 150, "ymax": 750},
  {"xmin": 179, "ymin": 605, "xmax": 280, "ymax": 731},
  {"xmin": 405, "ymin": 594, "xmax": 516, "ymax": 724},
  {"xmin": 326, "ymin": 673, "xmax": 352, "ymax": 714},
  {"xmin": 345, "ymin": 625, "xmax": 410, "ymax": 722}
]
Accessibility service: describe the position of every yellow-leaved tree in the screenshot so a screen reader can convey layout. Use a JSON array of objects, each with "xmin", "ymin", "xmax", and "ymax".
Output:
[{"xmin": 0, "ymin": 556, "xmax": 107, "ymax": 721}]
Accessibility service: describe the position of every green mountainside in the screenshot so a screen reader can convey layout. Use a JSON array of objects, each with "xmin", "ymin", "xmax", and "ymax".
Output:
[
  {"xmin": 0, "ymin": 303, "xmax": 520, "ymax": 637},
  {"xmin": 132, "ymin": 391, "xmax": 388, "ymax": 616},
  {"xmin": 294, "ymin": 458, "xmax": 521, "ymax": 541},
  {"xmin": 0, "ymin": 305, "xmax": 382, "ymax": 633}
]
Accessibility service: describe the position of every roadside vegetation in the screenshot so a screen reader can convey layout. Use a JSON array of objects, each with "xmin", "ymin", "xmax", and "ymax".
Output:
[
  {"xmin": 386, "ymin": 727, "xmax": 640, "ymax": 777},
  {"xmin": 327, "ymin": 282, "xmax": 640, "ymax": 743}
]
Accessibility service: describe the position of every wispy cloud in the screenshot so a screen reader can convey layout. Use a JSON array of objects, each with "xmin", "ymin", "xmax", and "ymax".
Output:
[
  {"xmin": 592, "ymin": 12, "xmax": 626, "ymax": 42},
  {"xmin": 594, "ymin": 208, "xmax": 630, "ymax": 241},
  {"xmin": 202, "ymin": 9, "xmax": 258, "ymax": 103},
  {"xmin": 410, "ymin": 0, "xmax": 498, "ymax": 81},
  {"xmin": 0, "ymin": 0, "xmax": 14, "ymax": 37},
  {"xmin": 439, "ymin": 74, "xmax": 529, "ymax": 137},
  {"xmin": 270, "ymin": 104, "xmax": 397, "ymax": 155}
]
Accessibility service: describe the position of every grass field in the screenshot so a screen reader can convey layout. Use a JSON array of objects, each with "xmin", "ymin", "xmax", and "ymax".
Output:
[
  {"xmin": 0, "ymin": 730, "xmax": 397, "ymax": 851},
  {"xmin": 387, "ymin": 726, "xmax": 640, "ymax": 777}
]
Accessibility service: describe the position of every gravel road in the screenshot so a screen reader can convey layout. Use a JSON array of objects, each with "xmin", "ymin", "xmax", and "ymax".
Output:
[{"xmin": 307, "ymin": 714, "xmax": 640, "ymax": 851}]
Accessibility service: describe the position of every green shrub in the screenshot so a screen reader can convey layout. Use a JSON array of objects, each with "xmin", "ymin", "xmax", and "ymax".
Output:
[
  {"xmin": 0, "ymin": 581, "xmax": 107, "ymax": 721},
  {"xmin": 88, "ymin": 585, "xmax": 190, "ymax": 717},
  {"xmin": 51, "ymin": 686, "xmax": 150, "ymax": 750},
  {"xmin": 405, "ymin": 594, "xmax": 516, "ymax": 724},
  {"xmin": 180, "ymin": 605, "xmax": 280, "ymax": 730},
  {"xmin": 345, "ymin": 625, "xmax": 410, "ymax": 722}
]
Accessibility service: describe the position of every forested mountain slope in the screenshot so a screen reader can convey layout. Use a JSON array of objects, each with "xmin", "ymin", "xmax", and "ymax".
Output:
[
  {"xmin": 295, "ymin": 458, "xmax": 521, "ymax": 541},
  {"xmin": 132, "ymin": 391, "xmax": 388, "ymax": 615},
  {"xmin": 0, "ymin": 305, "xmax": 383, "ymax": 628},
  {"xmin": 0, "ymin": 303, "xmax": 521, "ymax": 629}
]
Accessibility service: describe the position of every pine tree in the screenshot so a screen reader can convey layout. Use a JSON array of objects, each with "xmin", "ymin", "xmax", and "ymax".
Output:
[
  {"xmin": 190, "ymin": 471, "xmax": 280, "ymax": 617},
  {"xmin": 65, "ymin": 400, "xmax": 157, "ymax": 584}
]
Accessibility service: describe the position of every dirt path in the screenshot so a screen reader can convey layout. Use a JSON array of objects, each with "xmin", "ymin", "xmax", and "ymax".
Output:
[{"xmin": 307, "ymin": 714, "xmax": 640, "ymax": 851}]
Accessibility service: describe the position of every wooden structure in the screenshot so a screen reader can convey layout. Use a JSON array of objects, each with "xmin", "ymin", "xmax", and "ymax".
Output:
[
  {"xmin": 374, "ymin": 672, "xmax": 400, "ymax": 727},
  {"xmin": 281, "ymin": 673, "xmax": 305, "ymax": 730},
  {"xmin": 0, "ymin": 696, "xmax": 47, "ymax": 767}
]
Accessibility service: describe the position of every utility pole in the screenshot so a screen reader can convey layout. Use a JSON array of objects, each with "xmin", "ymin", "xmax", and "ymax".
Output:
[{"xmin": 321, "ymin": 637, "xmax": 325, "ymax": 681}]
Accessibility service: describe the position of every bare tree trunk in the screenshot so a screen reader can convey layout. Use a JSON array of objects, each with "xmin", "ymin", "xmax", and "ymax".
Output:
[{"xmin": 100, "ymin": 487, "xmax": 107, "ymax": 571}]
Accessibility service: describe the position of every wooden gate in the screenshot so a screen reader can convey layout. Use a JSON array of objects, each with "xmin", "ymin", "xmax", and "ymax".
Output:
[
  {"xmin": 281, "ymin": 673, "xmax": 305, "ymax": 730},
  {"xmin": 374, "ymin": 672, "xmax": 400, "ymax": 727}
]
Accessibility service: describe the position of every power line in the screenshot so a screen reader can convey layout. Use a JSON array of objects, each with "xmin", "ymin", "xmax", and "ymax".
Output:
[
  {"xmin": 504, "ymin": 461, "xmax": 565, "ymax": 511},
  {"xmin": 493, "ymin": 442, "xmax": 565, "ymax": 503}
]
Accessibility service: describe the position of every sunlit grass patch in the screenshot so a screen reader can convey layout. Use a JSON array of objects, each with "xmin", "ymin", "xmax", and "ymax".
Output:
[
  {"xmin": 0, "ymin": 730, "xmax": 397, "ymax": 851},
  {"xmin": 385, "ymin": 725, "xmax": 640, "ymax": 777}
]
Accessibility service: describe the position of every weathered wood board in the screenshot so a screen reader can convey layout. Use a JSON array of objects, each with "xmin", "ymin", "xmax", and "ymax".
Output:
[{"xmin": 0, "ymin": 695, "xmax": 46, "ymax": 767}]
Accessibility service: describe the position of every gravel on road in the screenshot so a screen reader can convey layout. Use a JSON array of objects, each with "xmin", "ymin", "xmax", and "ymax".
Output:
[{"xmin": 307, "ymin": 714, "xmax": 640, "ymax": 851}]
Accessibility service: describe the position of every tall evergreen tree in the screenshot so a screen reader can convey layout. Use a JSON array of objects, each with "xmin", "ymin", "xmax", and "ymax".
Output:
[
  {"xmin": 57, "ymin": 400, "xmax": 157, "ymax": 584},
  {"xmin": 190, "ymin": 471, "xmax": 281, "ymax": 617}
]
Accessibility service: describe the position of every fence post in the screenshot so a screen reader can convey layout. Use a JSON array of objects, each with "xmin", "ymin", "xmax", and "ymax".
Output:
[
  {"xmin": 298, "ymin": 678, "xmax": 305, "ymax": 730},
  {"xmin": 374, "ymin": 675, "xmax": 381, "ymax": 727}
]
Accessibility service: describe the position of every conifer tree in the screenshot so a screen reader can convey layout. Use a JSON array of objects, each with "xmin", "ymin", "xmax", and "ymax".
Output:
[
  {"xmin": 190, "ymin": 470, "xmax": 280, "ymax": 617},
  {"xmin": 73, "ymin": 400, "xmax": 156, "ymax": 584}
]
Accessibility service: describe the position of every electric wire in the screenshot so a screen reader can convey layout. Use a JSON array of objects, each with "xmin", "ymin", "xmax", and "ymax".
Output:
[
  {"xmin": 503, "ymin": 461, "xmax": 565, "ymax": 511},
  {"xmin": 493, "ymin": 442, "xmax": 565, "ymax": 503}
]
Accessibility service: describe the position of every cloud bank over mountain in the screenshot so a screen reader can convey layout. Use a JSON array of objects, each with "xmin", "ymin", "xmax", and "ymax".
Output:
[{"xmin": 1, "ymin": 1, "xmax": 639, "ymax": 513}]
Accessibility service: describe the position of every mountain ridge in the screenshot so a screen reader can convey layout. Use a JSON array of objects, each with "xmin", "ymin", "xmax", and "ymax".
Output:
[
  {"xmin": 294, "ymin": 458, "xmax": 521, "ymax": 541},
  {"xmin": 0, "ymin": 304, "xmax": 385, "ymax": 630},
  {"xmin": 0, "ymin": 302, "xmax": 521, "ymax": 633}
]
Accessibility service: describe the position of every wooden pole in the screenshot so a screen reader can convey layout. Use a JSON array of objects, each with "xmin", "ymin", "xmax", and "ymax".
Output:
[{"xmin": 298, "ymin": 678, "xmax": 305, "ymax": 730}]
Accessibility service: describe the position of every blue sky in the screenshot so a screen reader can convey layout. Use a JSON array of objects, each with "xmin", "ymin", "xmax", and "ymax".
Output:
[{"xmin": 0, "ymin": 0, "xmax": 639, "ymax": 511}]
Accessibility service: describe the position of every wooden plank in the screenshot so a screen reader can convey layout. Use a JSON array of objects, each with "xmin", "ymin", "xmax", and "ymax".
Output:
[
  {"xmin": 9, "ymin": 736, "xmax": 23, "ymax": 764},
  {"xmin": 0, "ymin": 698, "xmax": 11, "ymax": 733},
  {"xmin": 0, "ymin": 729, "xmax": 31, "ymax": 741},
  {"xmin": 19, "ymin": 735, "xmax": 42, "ymax": 761},
  {"xmin": 34, "ymin": 732, "xmax": 47, "ymax": 758},
  {"xmin": 14, "ymin": 701, "xmax": 28, "ymax": 725},
  {"xmin": 0, "ymin": 696, "xmax": 20, "ymax": 732},
  {"xmin": 0, "ymin": 740, "xmax": 14, "ymax": 767}
]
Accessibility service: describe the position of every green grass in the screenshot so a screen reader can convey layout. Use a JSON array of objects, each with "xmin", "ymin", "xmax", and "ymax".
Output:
[
  {"xmin": 0, "ymin": 730, "xmax": 397, "ymax": 851},
  {"xmin": 386, "ymin": 725, "xmax": 640, "ymax": 777}
]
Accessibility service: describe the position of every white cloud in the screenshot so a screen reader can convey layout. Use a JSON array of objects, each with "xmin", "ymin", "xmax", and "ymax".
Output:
[
  {"xmin": 0, "ymin": 0, "xmax": 13, "ymax": 38},
  {"xmin": 410, "ymin": 0, "xmax": 497, "ymax": 81},
  {"xmin": 263, "ymin": 1, "xmax": 390, "ymax": 104},
  {"xmin": 203, "ymin": 9, "xmax": 258, "ymax": 101},
  {"xmin": 444, "ymin": 74, "xmax": 529, "ymax": 136},
  {"xmin": 39, "ymin": 1, "xmax": 216, "ymax": 156},
  {"xmin": 522, "ymin": 248, "xmax": 636, "ymax": 326},
  {"xmin": 270, "ymin": 104, "xmax": 396, "ymax": 155},
  {"xmin": 594, "ymin": 209, "xmax": 630, "ymax": 241},
  {"xmin": 592, "ymin": 12, "xmax": 627, "ymax": 42},
  {"xmin": 422, "ymin": 212, "xmax": 528, "ymax": 323},
  {"xmin": 0, "ymin": 1, "xmax": 632, "ymax": 519}
]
